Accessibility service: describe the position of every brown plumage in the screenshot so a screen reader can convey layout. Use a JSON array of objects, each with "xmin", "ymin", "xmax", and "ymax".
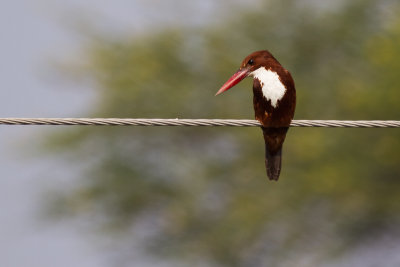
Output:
[{"xmin": 216, "ymin": 50, "xmax": 296, "ymax": 181}]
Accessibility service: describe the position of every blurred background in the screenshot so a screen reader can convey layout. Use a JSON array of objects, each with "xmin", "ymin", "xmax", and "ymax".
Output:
[{"xmin": 1, "ymin": 0, "xmax": 400, "ymax": 266}]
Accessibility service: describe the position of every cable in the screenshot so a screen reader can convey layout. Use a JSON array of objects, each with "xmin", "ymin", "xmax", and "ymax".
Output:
[{"xmin": 0, "ymin": 118, "xmax": 399, "ymax": 127}]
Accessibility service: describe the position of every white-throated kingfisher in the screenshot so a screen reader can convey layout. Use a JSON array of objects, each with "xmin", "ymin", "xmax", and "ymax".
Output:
[{"xmin": 216, "ymin": 50, "xmax": 296, "ymax": 181}]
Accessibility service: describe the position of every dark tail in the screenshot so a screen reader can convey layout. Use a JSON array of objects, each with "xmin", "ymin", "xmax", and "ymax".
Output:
[
  {"xmin": 262, "ymin": 127, "xmax": 288, "ymax": 181},
  {"xmin": 265, "ymin": 146, "xmax": 282, "ymax": 181}
]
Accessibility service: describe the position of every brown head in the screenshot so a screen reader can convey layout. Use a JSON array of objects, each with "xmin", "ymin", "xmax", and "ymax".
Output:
[{"xmin": 215, "ymin": 50, "xmax": 282, "ymax": 95}]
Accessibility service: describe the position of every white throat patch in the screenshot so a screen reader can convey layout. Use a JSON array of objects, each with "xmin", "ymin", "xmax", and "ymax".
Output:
[{"xmin": 250, "ymin": 67, "xmax": 286, "ymax": 108}]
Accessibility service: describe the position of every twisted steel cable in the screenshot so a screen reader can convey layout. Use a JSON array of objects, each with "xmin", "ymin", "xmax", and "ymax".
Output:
[{"xmin": 0, "ymin": 118, "xmax": 399, "ymax": 127}]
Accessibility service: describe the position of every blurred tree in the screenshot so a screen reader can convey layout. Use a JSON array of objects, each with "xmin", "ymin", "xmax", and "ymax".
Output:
[{"xmin": 45, "ymin": 0, "xmax": 400, "ymax": 266}]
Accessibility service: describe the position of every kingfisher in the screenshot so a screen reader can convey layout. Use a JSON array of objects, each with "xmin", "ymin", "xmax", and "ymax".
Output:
[{"xmin": 216, "ymin": 50, "xmax": 296, "ymax": 181}]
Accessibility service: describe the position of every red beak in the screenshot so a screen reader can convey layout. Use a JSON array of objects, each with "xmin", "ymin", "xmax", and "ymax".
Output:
[{"xmin": 215, "ymin": 68, "xmax": 250, "ymax": 96}]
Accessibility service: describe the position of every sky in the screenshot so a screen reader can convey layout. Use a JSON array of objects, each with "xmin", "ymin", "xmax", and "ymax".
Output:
[
  {"xmin": 0, "ymin": 1, "xmax": 102, "ymax": 266},
  {"xmin": 0, "ymin": 1, "xmax": 399, "ymax": 267}
]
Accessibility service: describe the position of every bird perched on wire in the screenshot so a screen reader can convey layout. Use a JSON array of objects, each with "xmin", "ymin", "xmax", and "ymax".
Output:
[{"xmin": 216, "ymin": 50, "xmax": 296, "ymax": 181}]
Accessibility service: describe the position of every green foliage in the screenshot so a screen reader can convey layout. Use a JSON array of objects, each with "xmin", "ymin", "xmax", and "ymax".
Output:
[{"xmin": 47, "ymin": 0, "xmax": 400, "ymax": 265}]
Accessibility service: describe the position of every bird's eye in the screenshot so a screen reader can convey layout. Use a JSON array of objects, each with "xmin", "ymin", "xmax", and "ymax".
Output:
[{"xmin": 248, "ymin": 59, "xmax": 254, "ymax": 65}]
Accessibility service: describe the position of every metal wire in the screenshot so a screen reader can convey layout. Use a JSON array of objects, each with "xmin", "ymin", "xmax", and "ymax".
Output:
[{"xmin": 0, "ymin": 118, "xmax": 399, "ymax": 127}]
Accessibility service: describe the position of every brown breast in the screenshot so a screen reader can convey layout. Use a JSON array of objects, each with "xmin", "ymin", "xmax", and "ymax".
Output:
[{"xmin": 252, "ymin": 69, "xmax": 296, "ymax": 128}]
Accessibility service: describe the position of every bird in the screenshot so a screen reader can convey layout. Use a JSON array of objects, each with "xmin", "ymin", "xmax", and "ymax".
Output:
[{"xmin": 215, "ymin": 50, "xmax": 296, "ymax": 181}]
